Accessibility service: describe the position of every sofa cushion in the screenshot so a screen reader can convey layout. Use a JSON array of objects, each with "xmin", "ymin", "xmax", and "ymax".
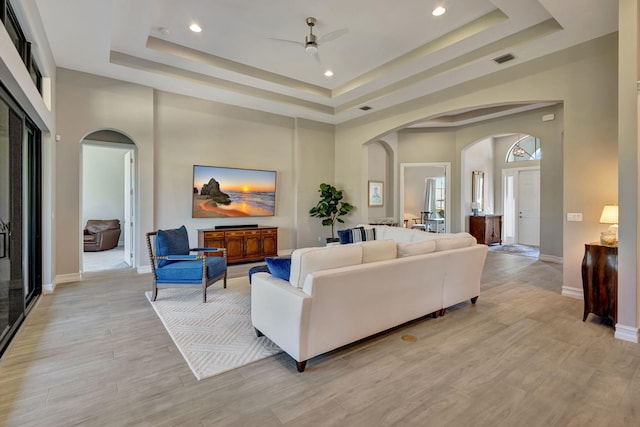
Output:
[
  {"xmin": 289, "ymin": 244, "xmax": 363, "ymax": 288},
  {"xmin": 373, "ymin": 225, "xmax": 416, "ymax": 243},
  {"xmin": 265, "ymin": 256, "xmax": 292, "ymax": 281},
  {"xmin": 359, "ymin": 239, "xmax": 397, "ymax": 263},
  {"xmin": 434, "ymin": 233, "xmax": 477, "ymax": 251},
  {"xmin": 156, "ymin": 256, "xmax": 225, "ymax": 283},
  {"xmin": 155, "ymin": 225, "xmax": 190, "ymax": 267},
  {"xmin": 85, "ymin": 219, "xmax": 120, "ymax": 234},
  {"xmin": 397, "ymin": 239, "xmax": 437, "ymax": 258}
]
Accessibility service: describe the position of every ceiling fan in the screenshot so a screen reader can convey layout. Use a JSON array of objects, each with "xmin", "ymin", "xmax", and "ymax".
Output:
[{"xmin": 270, "ymin": 17, "xmax": 348, "ymax": 60}]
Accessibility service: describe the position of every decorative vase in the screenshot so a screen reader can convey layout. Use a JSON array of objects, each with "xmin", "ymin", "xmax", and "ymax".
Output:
[{"xmin": 600, "ymin": 231, "xmax": 617, "ymax": 246}]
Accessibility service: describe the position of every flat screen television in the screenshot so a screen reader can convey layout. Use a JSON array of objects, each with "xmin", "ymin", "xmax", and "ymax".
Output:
[{"xmin": 192, "ymin": 165, "xmax": 276, "ymax": 218}]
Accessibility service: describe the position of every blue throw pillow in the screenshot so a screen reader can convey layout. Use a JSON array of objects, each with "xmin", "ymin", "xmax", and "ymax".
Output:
[
  {"xmin": 338, "ymin": 227, "xmax": 376, "ymax": 244},
  {"xmin": 155, "ymin": 225, "xmax": 190, "ymax": 267},
  {"xmin": 337, "ymin": 229, "xmax": 353, "ymax": 244},
  {"xmin": 265, "ymin": 256, "xmax": 292, "ymax": 281}
]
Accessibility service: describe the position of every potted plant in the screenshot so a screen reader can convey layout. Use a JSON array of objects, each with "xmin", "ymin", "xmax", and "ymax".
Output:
[{"xmin": 309, "ymin": 183, "xmax": 354, "ymax": 243}]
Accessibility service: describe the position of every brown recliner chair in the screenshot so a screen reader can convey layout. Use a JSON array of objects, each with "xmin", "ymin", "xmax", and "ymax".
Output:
[{"xmin": 83, "ymin": 219, "xmax": 122, "ymax": 252}]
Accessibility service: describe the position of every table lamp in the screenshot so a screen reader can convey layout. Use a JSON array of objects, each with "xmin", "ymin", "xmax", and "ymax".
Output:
[{"xmin": 599, "ymin": 204, "xmax": 618, "ymax": 245}]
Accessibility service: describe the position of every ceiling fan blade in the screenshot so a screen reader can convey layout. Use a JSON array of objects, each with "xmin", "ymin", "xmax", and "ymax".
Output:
[
  {"xmin": 267, "ymin": 37, "xmax": 305, "ymax": 48},
  {"xmin": 317, "ymin": 28, "xmax": 348, "ymax": 45},
  {"xmin": 312, "ymin": 51, "xmax": 322, "ymax": 65}
]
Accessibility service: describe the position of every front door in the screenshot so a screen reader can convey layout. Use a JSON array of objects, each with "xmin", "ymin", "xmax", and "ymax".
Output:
[{"xmin": 517, "ymin": 169, "xmax": 540, "ymax": 246}]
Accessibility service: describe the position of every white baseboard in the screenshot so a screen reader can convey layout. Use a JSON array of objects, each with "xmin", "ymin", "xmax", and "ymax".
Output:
[
  {"xmin": 539, "ymin": 254, "xmax": 563, "ymax": 264},
  {"xmin": 137, "ymin": 265, "xmax": 152, "ymax": 274},
  {"xmin": 615, "ymin": 324, "xmax": 640, "ymax": 343},
  {"xmin": 561, "ymin": 286, "xmax": 583, "ymax": 300},
  {"xmin": 55, "ymin": 272, "xmax": 82, "ymax": 284},
  {"xmin": 43, "ymin": 282, "xmax": 56, "ymax": 293}
]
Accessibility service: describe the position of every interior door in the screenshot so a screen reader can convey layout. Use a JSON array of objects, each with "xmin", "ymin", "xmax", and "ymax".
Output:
[
  {"xmin": 123, "ymin": 150, "xmax": 134, "ymax": 266},
  {"xmin": 518, "ymin": 169, "xmax": 540, "ymax": 246}
]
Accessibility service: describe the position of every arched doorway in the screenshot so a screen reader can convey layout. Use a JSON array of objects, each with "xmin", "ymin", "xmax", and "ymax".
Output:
[
  {"xmin": 461, "ymin": 133, "xmax": 541, "ymax": 254},
  {"xmin": 81, "ymin": 130, "xmax": 136, "ymax": 273}
]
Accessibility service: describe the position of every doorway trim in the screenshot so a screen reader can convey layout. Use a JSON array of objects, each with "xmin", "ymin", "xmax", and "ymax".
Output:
[
  {"xmin": 80, "ymin": 133, "xmax": 137, "ymax": 275},
  {"xmin": 400, "ymin": 162, "xmax": 451, "ymax": 233}
]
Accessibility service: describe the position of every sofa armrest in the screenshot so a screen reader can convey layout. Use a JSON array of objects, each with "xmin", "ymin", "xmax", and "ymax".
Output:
[
  {"xmin": 99, "ymin": 228, "xmax": 121, "ymax": 248},
  {"xmin": 251, "ymin": 273, "xmax": 312, "ymax": 362}
]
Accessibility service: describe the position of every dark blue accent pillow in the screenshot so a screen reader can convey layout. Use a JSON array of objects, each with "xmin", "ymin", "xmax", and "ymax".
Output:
[
  {"xmin": 265, "ymin": 256, "xmax": 292, "ymax": 281},
  {"xmin": 338, "ymin": 229, "xmax": 353, "ymax": 244},
  {"xmin": 248, "ymin": 264, "xmax": 270, "ymax": 284},
  {"xmin": 156, "ymin": 225, "xmax": 190, "ymax": 267}
]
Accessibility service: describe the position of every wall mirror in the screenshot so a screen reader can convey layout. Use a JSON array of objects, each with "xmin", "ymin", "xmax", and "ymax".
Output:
[{"xmin": 472, "ymin": 171, "xmax": 484, "ymax": 212}]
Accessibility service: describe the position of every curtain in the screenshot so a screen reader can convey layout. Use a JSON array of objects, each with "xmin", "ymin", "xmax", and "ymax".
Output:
[{"xmin": 423, "ymin": 178, "xmax": 436, "ymax": 220}]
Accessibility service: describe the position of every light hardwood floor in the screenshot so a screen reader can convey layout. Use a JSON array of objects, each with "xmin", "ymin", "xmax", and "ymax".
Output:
[{"xmin": 1, "ymin": 253, "xmax": 639, "ymax": 426}]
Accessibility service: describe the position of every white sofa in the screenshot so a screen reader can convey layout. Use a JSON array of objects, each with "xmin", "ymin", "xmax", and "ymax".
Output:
[{"xmin": 251, "ymin": 226, "xmax": 488, "ymax": 372}]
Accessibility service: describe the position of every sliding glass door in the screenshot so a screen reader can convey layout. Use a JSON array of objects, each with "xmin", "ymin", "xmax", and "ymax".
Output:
[
  {"xmin": 0, "ymin": 87, "xmax": 41, "ymax": 355},
  {"xmin": 0, "ymin": 98, "xmax": 10, "ymax": 342}
]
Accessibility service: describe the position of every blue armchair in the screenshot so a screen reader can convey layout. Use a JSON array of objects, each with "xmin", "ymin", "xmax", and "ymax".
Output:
[{"xmin": 146, "ymin": 225, "xmax": 227, "ymax": 302}]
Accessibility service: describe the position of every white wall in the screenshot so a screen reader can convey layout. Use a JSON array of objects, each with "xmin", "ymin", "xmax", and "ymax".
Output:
[{"xmin": 82, "ymin": 143, "xmax": 130, "ymax": 243}]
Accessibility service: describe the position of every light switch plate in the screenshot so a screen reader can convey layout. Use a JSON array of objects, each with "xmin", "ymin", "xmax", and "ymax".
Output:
[{"xmin": 567, "ymin": 213, "xmax": 583, "ymax": 221}]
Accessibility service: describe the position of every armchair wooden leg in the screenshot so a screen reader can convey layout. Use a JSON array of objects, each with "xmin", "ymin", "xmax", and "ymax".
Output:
[
  {"xmin": 296, "ymin": 360, "xmax": 307, "ymax": 372},
  {"xmin": 255, "ymin": 328, "xmax": 264, "ymax": 337},
  {"xmin": 471, "ymin": 296, "xmax": 479, "ymax": 304},
  {"xmin": 151, "ymin": 285, "xmax": 158, "ymax": 301},
  {"xmin": 223, "ymin": 271, "xmax": 227, "ymax": 289}
]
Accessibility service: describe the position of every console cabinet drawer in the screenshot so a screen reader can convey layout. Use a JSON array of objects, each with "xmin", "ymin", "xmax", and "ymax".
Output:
[{"xmin": 198, "ymin": 227, "xmax": 278, "ymax": 264}]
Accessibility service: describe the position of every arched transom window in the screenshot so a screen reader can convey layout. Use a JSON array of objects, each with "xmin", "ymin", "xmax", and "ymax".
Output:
[{"xmin": 506, "ymin": 135, "xmax": 541, "ymax": 162}]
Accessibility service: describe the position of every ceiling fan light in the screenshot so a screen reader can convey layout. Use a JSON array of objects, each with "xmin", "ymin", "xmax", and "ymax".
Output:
[
  {"xmin": 324, "ymin": 70, "xmax": 333, "ymax": 77},
  {"xmin": 305, "ymin": 43, "xmax": 318, "ymax": 53},
  {"xmin": 432, "ymin": 6, "xmax": 446, "ymax": 16},
  {"xmin": 189, "ymin": 23, "xmax": 202, "ymax": 33}
]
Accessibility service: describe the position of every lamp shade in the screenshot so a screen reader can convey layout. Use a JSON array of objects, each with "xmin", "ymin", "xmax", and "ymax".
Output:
[{"xmin": 599, "ymin": 205, "xmax": 618, "ymax": 224}]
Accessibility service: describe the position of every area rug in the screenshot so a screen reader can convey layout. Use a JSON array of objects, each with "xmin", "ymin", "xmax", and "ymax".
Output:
[
  {"xmin": 146, "ymin": 276, "xmax": 281, "ymax": 380},
  {"xmin": 488, "ymin": 243, "xmax": 539, "ymax": 258}
]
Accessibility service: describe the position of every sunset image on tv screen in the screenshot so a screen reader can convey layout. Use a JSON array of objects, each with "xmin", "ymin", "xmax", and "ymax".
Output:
[{"xmin": 192, "ymin": 165, "xmax": 276, "ymax": 218}]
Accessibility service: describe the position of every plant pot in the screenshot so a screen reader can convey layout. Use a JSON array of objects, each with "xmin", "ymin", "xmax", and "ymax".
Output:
[{"xmin": 326, "ymin": 237, "xmax": 340, "ymax": 244}]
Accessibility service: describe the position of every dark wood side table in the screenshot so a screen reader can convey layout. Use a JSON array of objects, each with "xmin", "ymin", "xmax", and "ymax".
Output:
[
  {"xmin": 469, "ymin": 215, "xmax": 502, "ymax": 245},
  {"xmin": 581, "ymin": 242, "xmax": 618, "ymax": 325}
]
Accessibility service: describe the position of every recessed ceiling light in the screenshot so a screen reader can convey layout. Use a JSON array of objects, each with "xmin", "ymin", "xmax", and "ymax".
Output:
[
  {"xmin": 324, "ymin": 70, "xmax": 334, "ymax": 77},
  {"xmin": 189, "ymin": 24, "xmax": 202, "ymax": 33},
  {"xmin": 432, "ymin": 6, "xmax": 446, "ymax": 16}
]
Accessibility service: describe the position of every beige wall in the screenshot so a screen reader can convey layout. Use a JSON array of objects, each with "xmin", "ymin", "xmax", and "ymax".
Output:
[
  {"xmin": 56, "ymin": 69, "xmax": 154, "ymax": 277},
  {"xmin": 294, "ymin": 119, "xmax": 336, "ymax": 247},
  {"xmin": 335, "ymin": 34, "xmax": 617, "ymax": 300},
  {"xmin": 154, "ymin": 91, "xmax": 295, "ymax": 248},
  {"xmin": 55, "ymin": 70, "xmax": 335, "ymax": 277},
  {"xmin": 366, "ymin": 142, "xmax": 390, "ymax": 219},
  {"xmin": 463, "ymin": 137, "xmax": 494, "ymax": 218},
  {"xmin": 618, "ymin": 0, "xmax": 638, "ymax": 332}
]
